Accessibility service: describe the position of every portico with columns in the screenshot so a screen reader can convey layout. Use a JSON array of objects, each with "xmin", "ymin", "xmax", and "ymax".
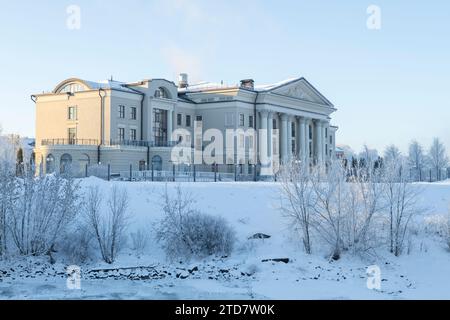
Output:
[{"xmin": 253, "ymin": 77, "xmax": 337, "ymax": 173}]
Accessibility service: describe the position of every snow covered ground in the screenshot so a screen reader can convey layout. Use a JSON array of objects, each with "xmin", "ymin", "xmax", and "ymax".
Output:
[{"xmin": 1, "ymin": 178, "xmax": 450, "ymax": 300}]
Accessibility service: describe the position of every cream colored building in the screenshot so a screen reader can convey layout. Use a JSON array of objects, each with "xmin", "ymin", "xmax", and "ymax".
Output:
[{"xmin": 32, "ymin": 75, "xmax": 338, "ymax": 178}]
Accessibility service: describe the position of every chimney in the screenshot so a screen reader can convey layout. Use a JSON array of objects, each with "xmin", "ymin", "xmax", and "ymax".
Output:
[
  {"xmin": 240, "ymin": 79, "xmax": 254, "ymax": 90},
  {"xmin": 178, "ymin": 73, "xmax": 188, "ymax": 88}
]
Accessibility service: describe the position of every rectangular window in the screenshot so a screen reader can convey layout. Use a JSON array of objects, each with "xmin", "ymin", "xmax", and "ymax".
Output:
[
  {"xmin": 118, "ymin": 105, "xmax": 125, "ymax": 118},
  {"xmin": 273, "ymin": 119, "xmax": 277, "ymax": 130},
  {"xmin": 130, "ymin": 129, "xmax": 137, "ymax": 141},
  {"xmin": 130, "ymin": 107, "xmax": 137, "ymax": 120},
  {"xmin": 118, "ymin": 127, "xmax": 125, "ymax": 141},
  {"xmin": 225, "ymin": 113, "xmax": 235, "ymax": 126},
  {"xmin": 68, "ymin": 128, "xmax": 76, "ymax": 144},
  {"xmin": 186, "ymin": 115, "xmax": 191, "ymax": 127},
  {"xmin": 292, "ymin": 122, "xmax": 296, "ymax": 137},
  {"xmin": 325, "ymin": 128, "xmax": 328, "ymax": 138},
  {"xmin": 292, "ymin": 140, "xmax": 296, "ymax": 154},
  {"xmin": 68, "ymin": 106, "xmax": 77, "ymax": 120},
  {"xmin": 239, "ymin": 113, "xmax": 245, "ymax": 127},
  {"xmin": 309, "ymin": 125, "xmax": 313, "ymax": 140},
  {"xmin": 177, "ymin": 113, "xmax": 182, "ymax": 126},
  {"xmin": 153, "ymin": 109, "xmax": 168, "ymax": 146},
  {"xmin": 330, "ymin": 135, "xmax": 333, "ymax": 144},
  {"xmin": 326, "ymin": 144, "xmax": 328, "ymax": 155},
  {"xmin": 249, "ymin": 115, "xmax": 254, "ymax": 128}
]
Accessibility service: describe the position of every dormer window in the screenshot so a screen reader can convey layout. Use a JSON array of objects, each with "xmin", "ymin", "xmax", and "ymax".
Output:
[
  {"xmin": 154, "ymin": 87, "xmax": 170, "ymax": 99},
  {"xmin": 60, "ymin": 83, "xmax": 85, "ymax": 94}
]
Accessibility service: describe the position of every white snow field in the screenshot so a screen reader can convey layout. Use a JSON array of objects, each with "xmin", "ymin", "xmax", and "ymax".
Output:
[{"xmin": 1, "ymin": 178, "xmax": 450, "ymax": 300}]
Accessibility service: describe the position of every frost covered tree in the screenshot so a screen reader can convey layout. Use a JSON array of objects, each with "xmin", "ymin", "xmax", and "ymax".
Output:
[
  {"xmin": 85, "ymin": 186, "xmax": 129, "ymax": 264},
  {"xmin": 384, "ymin": 144, "xmax": 402, "ymax": 166},
  {"xmin": 279, "ymin": 159, "xmax": 315, "ymax": 254},
  {"xmin": 382, "ymin": 160, "xmax": 421, "ymax": 256},
  {"xmin": 428, "ymin": 137, "xmax": 448, "ymax": 181},
  {"xmin": 7, "ymin": 174, "xmax": 80, "ymax": 257},
  {"xmin": 0, "ymin": 162, "xmax": 18, "ymax": 256},
  {"xmin": 407, "ymin": 140, "xmax": 426, "ymax": 181},
  {"xmin": 309, "ymin": 162, "xmax": 349, "ymax": 260}
]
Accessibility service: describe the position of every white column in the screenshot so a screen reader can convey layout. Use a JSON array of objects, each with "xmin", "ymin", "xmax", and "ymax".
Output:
[
  {"xmin": 324, "ymin": 121, "xmax": 330, "ymax": 161},
  {"xmin": 305, "ymin": 118, "xmax": 311, "ymax": 164},
  {"xmin": 314, "ymin": 120, "xmax": 322, "ymax": 164},
  {"xmin": 297, "ymin": 117, "xmax": 305, "ymax": 161},
  {"xmin": 259, "ymin": 110, "xmax": 268, "ymax": 163},
  {"xmin": 267, "ymin": 112, "xmax": 273, "ymax": 159},
  {"xmin": 280, "ymin": 114, "xmax": 288, "ymax": 163},
  {"xmin": 287, "ymin": 116, "xmax": 293, "ymax": 160}
]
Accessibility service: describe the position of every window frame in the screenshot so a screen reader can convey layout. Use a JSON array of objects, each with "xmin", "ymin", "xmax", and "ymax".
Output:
[
  {"xmin": 68, "ymin": 106, "xmax": 77, "ymax": 121},
  {"xmin": 118, "ymin": 105, "xmax": 125, "ymax": 119},
  {"xmin": 130, "ymin": 107, "xmax": 137, "ymax": 120},
  {"xmin": 118, "ymin": 127, "xmax": 125, "ymax": 141}
]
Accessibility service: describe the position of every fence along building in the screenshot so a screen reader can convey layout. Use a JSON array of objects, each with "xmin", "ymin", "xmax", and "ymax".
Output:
[{"xmin": 32, "ymin": 74, "xmax": 338, "ymax": 178}]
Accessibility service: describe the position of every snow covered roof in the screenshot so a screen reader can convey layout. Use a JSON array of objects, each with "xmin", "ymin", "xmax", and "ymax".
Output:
[
  {"xmin": 253, "ymin": 77, "xmax": 300, "ymax": 92},
  {"xmin": 80, "ymin": 79, "xmax": 139, "ymax": 94},
  {"xmin": 177, "ymin": 81, "xmax": 238, "ymax": 93},
  {"xmin": 51, "ymin": 78, "xmax": 140, "ymax": 94},
  {"xmin": 178, "ymin": 77, "xmax": 303, "ymax": 94}
]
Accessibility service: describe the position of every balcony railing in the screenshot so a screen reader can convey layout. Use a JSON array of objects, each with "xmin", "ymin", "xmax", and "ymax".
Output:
[
  {"xmin": 42, "ymin": 139, "xmax": 99, "ymax": 146},
  {"xmin": 41, "ymin": 139, "xmax": 192, "ymax": 148}
]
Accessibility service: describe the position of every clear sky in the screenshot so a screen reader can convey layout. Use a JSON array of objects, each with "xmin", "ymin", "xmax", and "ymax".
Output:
[{"xmin": 0, "ymin": 0, "xmax": 449, "ymax": 154}]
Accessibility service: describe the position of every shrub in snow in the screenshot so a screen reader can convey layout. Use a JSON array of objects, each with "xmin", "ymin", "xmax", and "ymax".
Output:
[
  {"xmin": 85, "ymin": 185, "xmax": 129, "ymax": 264},
  {"xmin": 382, "ymin": 160, "xmax": 422, "ymax": 256},
  {"xmin": 130, "ymin": 228, "xmax": 149, "ymax": 256},
  {"xmin": 61, "ymin": 224, "xmax": 94, "ymax": 264},
  {"xmin": 7, "ymin": 173, "xmax": 80, "ymax": 257},
  {"xmin": 0, "ymin": 161, "xmax": 18, "ymax": 256},
  {"xmin": 279, "ymin": 160, "xmax": 315, "ymax": 254},
  {"xmin": 156, "ymin": 186, "xmax": 236, "ymax": 261}
]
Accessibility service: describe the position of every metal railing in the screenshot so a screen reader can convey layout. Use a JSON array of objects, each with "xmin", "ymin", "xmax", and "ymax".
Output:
[
  {"xmin": 41, "ymin": 139, "xmax": 191, "ymax": 148},
  {"xmin": 42, "ymin": 139, "xmax": 99, "ymax": 146}
]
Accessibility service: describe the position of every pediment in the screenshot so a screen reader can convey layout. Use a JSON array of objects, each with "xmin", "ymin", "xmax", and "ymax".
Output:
[{"xmin": 271, "ymin": 78, "xmax": 333, "ymax": 106}]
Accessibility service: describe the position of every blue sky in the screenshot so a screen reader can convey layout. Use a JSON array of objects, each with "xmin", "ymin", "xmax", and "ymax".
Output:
[{"xmin": 0, "ymin": 0, "xmax": 449, "ymax": 154}]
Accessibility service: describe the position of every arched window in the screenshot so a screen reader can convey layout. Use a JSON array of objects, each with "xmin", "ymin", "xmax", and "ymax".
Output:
[
  {"xmin": 151, "ymin": 155, "xmax": 163, "ymax": 171},
  {"xmin": 60, "ymin": 153, "xmax": 73, "ymax": 174},
  {"xmin": 59, "ymin": 83, "xmax": 85, "ymax": 94},
  {"xmin": 154, "ymin": 87, "xmax": 170, "ymax": 99},
  {"xmin": 46, "ymin": 154, "xmax": 55, "ymax": 174}
]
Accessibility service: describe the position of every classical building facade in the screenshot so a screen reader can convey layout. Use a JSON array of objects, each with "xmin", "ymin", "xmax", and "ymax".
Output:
[{"xmin": 32, "ymin": 75, "xmax": 337, "ymax": 177}]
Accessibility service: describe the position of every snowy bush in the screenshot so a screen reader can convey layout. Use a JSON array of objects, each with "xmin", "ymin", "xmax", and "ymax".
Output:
[
  {"xmin": 382, "ymin": 160, "xmax": 422, "ymax": 256},
  {"xmin": 279, "ymin": 160, "xmax": 315, "ymax": 254},
  {"xmin": 60, "ymin": 224, "xmax": 94, "ymax": 264},
  {"xmin": 424, "ymin": 212, "xmax": 450, "ymax": 250},
  {"xmin": 156, "ymin": 186, "xmax": 236, "ymax": 261},
  {"xmin": 85, "ymin": 185, "xmax": 130, "ymax": 264},
  {"xmin": 130, "ymin": 228, "xmax": 149, "ymax": 256},
  {"xmin": 0, "ymin": 162, "xmax": 17, "ymax": 256},
  {"xmin": 7, "ymin": 174, "xmax": 80, "ymax": 257}
]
